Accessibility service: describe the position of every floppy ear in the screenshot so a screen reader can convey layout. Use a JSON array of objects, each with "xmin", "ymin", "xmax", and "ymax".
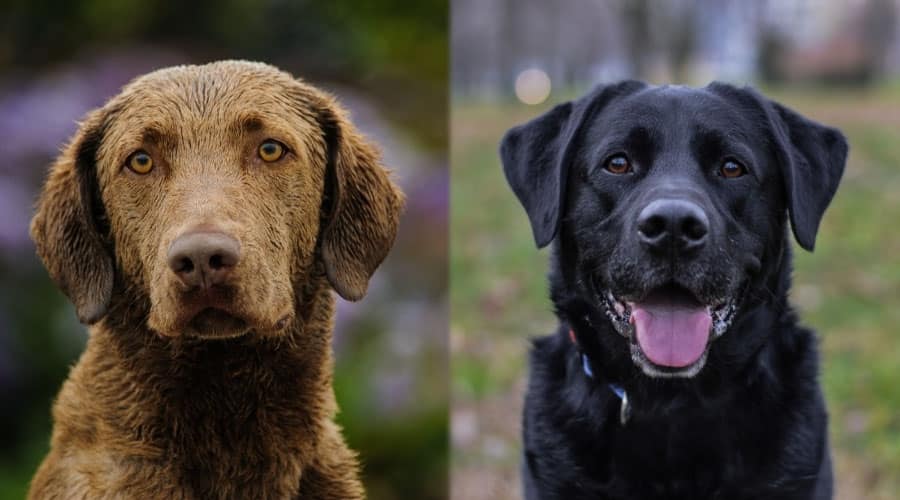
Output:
[
  {"xmin": 709, "ymin": 83, "xmax": 848, "ymax": 252},
  {"xmin": 499, "ymin": 80, "xmax": 646, "ymax": 248},
  {"xmin": 767, "ymin": 101, "xmax": 848, "ymax": 251},
  {"xmin": 30, "ymin": 110, "xmax": 114, "ymax": 324},
  {"xmin": 316, "ymin": 99, "xmax": 405, "ymax": 301}
]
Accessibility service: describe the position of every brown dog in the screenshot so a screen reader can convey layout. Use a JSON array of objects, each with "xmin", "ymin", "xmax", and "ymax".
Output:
[{"xmin": 28, "ymin": 60, "xmax": 403, "ymax": 499}]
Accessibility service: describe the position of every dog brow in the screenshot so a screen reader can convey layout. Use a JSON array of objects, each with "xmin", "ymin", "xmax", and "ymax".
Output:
[
  {"xmin": 624, "ymin": 126, "xmax": 657, "ymax": 150},
  {"xmin": 238, "ymin": 115, "xmax": 265, "ymax": 134},
  {"xmin": 139, "ymin": 127, "xmax": 181, "ymax": 151},
  {"xmin": 692, "ymin": 128, "xmax": 737, "ymax": 159}
]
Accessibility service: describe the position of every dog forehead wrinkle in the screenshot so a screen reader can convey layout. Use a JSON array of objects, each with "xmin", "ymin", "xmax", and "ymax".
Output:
[{"xmin": 116, "ymin": 65, "xmax": 304, "ymax": 131}]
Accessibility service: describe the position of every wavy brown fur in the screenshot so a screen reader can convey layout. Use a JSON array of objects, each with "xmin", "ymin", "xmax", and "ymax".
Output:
[{"xmin": 28, "ymin": 61, "xmax": 403, "ymax": 499}]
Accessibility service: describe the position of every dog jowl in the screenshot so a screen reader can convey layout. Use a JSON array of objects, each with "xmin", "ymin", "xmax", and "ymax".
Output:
[{"xmin": 502, "ymin": 81, "xmax": 846, "ymax": 499}]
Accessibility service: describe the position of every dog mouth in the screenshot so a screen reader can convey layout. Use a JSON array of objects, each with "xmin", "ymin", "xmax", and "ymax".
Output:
[
  {"xmin": 157, "ymin": 285, "xmax": 294, "ymax": 339},
  {"xmin": 167, "ymin": 285, "xmax": 253, "ymax": 339},
  {"xmin": 187, "ymin": 307, "xmax": 249, "ymax": 338},
  {"xmin": 168, "ymin": 289, "xmax": 295, "ymax": 339},
  {"xmin": 598, "ymin": 282, "xmax": 740, "ymax": 378}
]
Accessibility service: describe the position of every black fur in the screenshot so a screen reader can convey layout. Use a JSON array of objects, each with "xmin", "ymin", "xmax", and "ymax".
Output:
[{"xmin": 501, "ymin": 81, "xmax": 847, "ymax": 499}]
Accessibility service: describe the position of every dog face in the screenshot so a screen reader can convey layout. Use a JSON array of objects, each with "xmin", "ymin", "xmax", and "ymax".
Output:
[
  {"xmin": 31, "ymin": 61, "xmax": 404, "ymax": 339},
  {"xmin": 502, "ymin": 81, "xmax": 846, "ymax": 378}
]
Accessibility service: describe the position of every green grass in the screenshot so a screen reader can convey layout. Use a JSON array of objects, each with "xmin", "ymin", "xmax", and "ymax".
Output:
[{"xmin": 450, "ymin": 86, "xmax": 900, "ymax": 499}]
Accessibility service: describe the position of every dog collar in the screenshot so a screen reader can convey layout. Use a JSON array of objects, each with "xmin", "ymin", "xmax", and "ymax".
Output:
[{"xmin": 570, "ymin": 329, "xmax": 631, "ymax": 425}]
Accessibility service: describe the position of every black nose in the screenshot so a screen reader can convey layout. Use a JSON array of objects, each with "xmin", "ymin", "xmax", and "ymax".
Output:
[
  {"xmin": 167, "ymin": 231, "xmax": 241, "ymax": 289},
  {"xmin": 637, "ymin": 199, "xmax": 709, "ymax": 255}
]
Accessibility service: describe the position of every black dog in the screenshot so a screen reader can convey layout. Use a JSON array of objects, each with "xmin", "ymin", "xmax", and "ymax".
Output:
[{"xmin": 501, "ymin": 81, "xmax": 846, "ymax": 499}]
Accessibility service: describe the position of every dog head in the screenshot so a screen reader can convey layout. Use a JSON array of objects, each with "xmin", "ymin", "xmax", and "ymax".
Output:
[
  {"xmin": 501, "ymin": 81, "xmax": 846, "ymax": 378},
  {"xmin": 31, "ymin": 60, "xmax": 404, "ymax": 339}
]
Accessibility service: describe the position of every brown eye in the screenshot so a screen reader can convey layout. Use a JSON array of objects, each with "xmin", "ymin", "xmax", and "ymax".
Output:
[
  {"xmin": 127, "ymin": 151, "xmax": 154, "ymax": 174},
  {"xmin": 720, "ymin": 159, "xmax": 746, "ymax": 179},
  {"xmin": 604, "ymin": 154, "xmax": 632, "ymax": 174},
  {"xmin": 258, "ymin": 140, "xmax": 285, "ymax": 162}
]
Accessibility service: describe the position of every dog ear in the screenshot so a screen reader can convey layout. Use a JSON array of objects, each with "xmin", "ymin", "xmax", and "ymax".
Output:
[
  {"xmin": 316, "ymin": 98, "xmax": 405, "ymax": 301},
  {"xmin": 499, "ymin": 80, "xmax": 646, "ymax": 248},
  {"xmin": 767, "ymin": 102, "xmax": 848, "ymax": 251},
  {"xmin": 30, "ymin": 110, "xmax": 114, "ymax": 324},
  {"xmin": 709, "ymin": 83, "xmax": 848, "ymax": 252}
]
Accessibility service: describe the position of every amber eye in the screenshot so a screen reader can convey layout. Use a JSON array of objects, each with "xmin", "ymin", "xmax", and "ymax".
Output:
[
  {"xmin": 604, "ymin": 154, "xmax": 632, "ymax": 174},
  {"xmin": 258, "ymin": 140, "xmax": 286, "ymax": 162},
  {"xmin": 720, "ymin": 159, "xmax": 746, "ymax": 178},
  {"xmin": 127, "ymin": 151, "xmax": 154, "ymax": 174}
]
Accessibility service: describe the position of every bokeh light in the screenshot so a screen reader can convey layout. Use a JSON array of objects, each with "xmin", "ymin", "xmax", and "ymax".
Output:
[{"xmin": 514, "ymin": 68, "xmax": 551, "ymax": 105}]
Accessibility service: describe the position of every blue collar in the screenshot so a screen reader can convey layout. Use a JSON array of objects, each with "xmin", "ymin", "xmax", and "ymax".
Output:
[
  {"xmin": 581, "ymin": 353, "xmax": 624, "ymax": 398},
  {"xmin": 580, "ymin": 352, "xmax": 631, "ymax": 424}
]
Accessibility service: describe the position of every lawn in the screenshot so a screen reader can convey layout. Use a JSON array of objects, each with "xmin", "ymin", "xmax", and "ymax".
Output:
[{"xmin": 450, "ymin": 85, "xmax": 900, "ymax": 500}]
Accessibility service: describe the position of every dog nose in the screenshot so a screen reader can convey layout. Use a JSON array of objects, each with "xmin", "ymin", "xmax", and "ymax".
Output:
[
  {"xmin": 637, "ymin": 199, "xmax": 709, "ymax": 255},
  {"xmin": 167, "ymin": 231, "xmax": 241, "ymax": 289}
]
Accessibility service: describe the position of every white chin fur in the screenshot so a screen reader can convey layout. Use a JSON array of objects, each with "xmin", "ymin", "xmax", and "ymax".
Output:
[{"xmin": 630, "ymin": 342, "xmax": 709, "ymax": 378}]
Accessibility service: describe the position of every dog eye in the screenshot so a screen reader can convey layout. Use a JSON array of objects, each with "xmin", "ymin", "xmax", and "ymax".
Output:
[
  {"xmin": 258, "ymin": 140, "xmax": 286, "ymax": 162},
  {"xmin": 126, "ymin": 151, "xmax": 154, "ymax": 174},
  {"xmin": 719, "ymin": 159, "xmax": 746, "ymax": 179},
  {"xmin": 604, "ymin": 154, "xmax": 632, "ymax": 175}
]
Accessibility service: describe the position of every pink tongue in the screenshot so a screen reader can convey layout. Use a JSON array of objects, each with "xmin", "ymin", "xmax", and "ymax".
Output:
[{"xmin": 630, "ymin": 303, "xmax": 711, "ymax": 367}]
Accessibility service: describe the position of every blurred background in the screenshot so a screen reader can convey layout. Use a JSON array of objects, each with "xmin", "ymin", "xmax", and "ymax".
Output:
[
  {"xmin": 0, "ymin": 1, "xmax": 447, "ymax": 499},
  {"xmin": 451, "ymin": 1, "xmax": 900, "ymax": 499}
]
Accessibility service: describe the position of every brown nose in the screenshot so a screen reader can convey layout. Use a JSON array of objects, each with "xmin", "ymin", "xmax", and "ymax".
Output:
[{"xmin": 167, "ymin": 231, "xmax": 241, "ymax": 289}]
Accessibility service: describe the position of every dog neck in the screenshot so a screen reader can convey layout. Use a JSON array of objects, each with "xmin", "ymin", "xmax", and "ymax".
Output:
[{"xmin": 61, "ymin": 274, "xmax": 341, "ymax": 496}]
